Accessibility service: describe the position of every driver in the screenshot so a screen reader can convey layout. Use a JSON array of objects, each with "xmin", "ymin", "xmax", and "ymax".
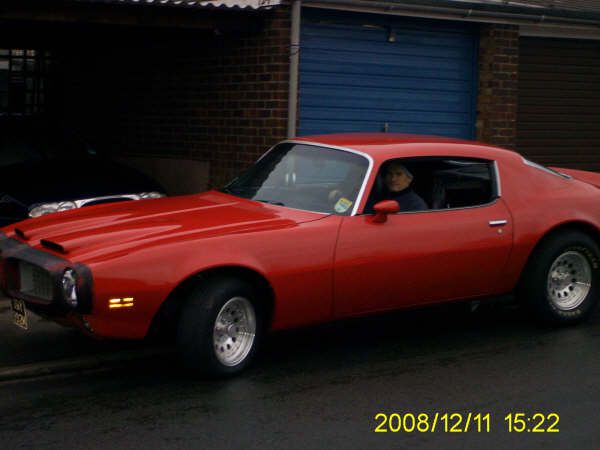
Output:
[{"xmin": 382, "ymin": 162, "xmax": 427, "ymax": 212}]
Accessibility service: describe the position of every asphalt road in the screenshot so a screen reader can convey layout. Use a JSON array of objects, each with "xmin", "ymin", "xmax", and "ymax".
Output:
[{"xmin": 1, "ymin": 303, "xmax": 599, "ymax": 450}]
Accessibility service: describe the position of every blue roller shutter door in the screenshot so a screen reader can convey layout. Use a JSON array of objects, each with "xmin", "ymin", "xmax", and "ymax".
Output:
[{"xmin": 299, "ymin": 10, "xmax": 478, "ymax": 138}]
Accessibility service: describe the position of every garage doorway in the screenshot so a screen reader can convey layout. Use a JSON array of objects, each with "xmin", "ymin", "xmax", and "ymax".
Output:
[
  {"xmin": 518, "ymin": 37, "xmax": 600, "ymax": 171},
  {"xmin": 299, "ymin": 9, "xmax": 479, "ymax": 138}
]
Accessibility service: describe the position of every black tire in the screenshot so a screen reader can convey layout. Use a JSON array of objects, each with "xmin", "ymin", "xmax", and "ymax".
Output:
[
  {"xmin": 519, "ymin": 230, "xmax": 600, "ymax": 325},
  {"xmin": 176, "ymin": 277, "xmax": 264, "ymax": 377}
]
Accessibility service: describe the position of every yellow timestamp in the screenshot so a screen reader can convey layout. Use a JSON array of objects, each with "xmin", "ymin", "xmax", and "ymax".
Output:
[
  {"xmin": 504, "ymin": 413, "xmax": 560, "ymax": 433},
  {"xmin": 374, "ymin": 412, "xmax": 492, "ymax": 433},
  {"xmin": 373, "ymin": 412, "xmax": 560, "ymax": 433}
]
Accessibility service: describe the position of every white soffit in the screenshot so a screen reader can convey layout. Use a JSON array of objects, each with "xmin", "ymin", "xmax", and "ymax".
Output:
[
  {"xmin": 303, "ymin": 0, "xmax": 600, "ymax": 28},
  {"xmin": 520, "ymin": 24, "xmax": 600, "ymax": 40}
]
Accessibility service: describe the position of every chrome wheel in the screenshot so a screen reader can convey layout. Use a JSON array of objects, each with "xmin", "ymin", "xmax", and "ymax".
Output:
[
  {"xmin": 547, "ymin": 251, "xmax": 592, "ymax": 311},
  {"xmin": 213, "ymin": 296, "xmax": 256, "ymax": 367}
]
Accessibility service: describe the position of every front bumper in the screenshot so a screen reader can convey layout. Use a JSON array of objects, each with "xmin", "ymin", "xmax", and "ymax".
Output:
[{"xmin": 0, "ymin": 232, "xmax": 94, "ymax": 315}]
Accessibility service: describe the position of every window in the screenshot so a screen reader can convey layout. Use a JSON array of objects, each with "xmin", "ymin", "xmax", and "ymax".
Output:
[
  {"xmin": 223, "ymin": 143, "xmax": 369, "ymax": 215},
  {"xmin": 0, "ymin": 48, "xmax": 51, "ymax": 115},
  {"xmin": 523, "ymin": 158, "xmax": 571, "ymax": 180},
  {"xmin": 365, "ymin": 157, "xmax": 497, "ymax": 213}
]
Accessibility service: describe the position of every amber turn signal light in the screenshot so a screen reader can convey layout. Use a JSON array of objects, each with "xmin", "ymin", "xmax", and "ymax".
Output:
[{"xmin": 108, "ymin": 297, "xmax": 134, "ymax": 309}]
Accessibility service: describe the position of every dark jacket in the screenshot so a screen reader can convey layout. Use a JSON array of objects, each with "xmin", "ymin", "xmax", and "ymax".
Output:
[
  {"xmin": 388, "ymin": 187, "xmax": 428, "ymax": 212},
  {"xmin": 365, "ymin": 186, "xmax": 428, "ymax": 213}
]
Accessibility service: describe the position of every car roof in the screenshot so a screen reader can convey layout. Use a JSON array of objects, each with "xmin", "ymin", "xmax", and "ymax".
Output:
[{"xmin": 291, "ymin": 133, "xmax": 520, "ymax": 163}]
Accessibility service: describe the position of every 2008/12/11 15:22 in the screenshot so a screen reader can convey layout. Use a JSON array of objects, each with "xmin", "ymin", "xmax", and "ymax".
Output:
[{"xmin": 373, "ymin": 412, "xmax": 560, "ymax": 433}]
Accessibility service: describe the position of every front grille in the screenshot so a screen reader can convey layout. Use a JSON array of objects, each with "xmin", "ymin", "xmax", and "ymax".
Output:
[{"xmin": 19, "ymin": 261, "xmax": 54, "ymax": 301}]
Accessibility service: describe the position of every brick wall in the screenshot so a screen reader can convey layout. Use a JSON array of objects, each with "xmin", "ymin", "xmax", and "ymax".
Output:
[
  {"xmin": 49, "ymin": 11, "xmax": 522, "ymax": 190},
  {"xmin": 53, "ymin": 7, "xmax": 291, "ymax": 190},
  {"xmin": 199, "ymin": 8, "xmax": 291, "ymax": 187},
  {"xmin": 476, "ymin": 24, "xmax": 519, "ymax": 149}
]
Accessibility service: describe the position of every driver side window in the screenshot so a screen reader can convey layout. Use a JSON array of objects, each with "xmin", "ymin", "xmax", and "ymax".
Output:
[{"xmin": 364, "ymin": 157, "xmax": 497, "ymax": 214}]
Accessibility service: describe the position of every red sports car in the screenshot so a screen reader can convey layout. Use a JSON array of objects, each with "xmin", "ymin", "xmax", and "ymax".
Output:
[{"xmin": 2, "ymin": 134, "xmax": 600, "ymax": 376}]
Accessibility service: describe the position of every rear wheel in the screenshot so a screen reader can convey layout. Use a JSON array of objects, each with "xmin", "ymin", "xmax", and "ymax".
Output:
[
  {"xmin": 520, "ymin": 230, "xmax": 600, "ymax": 325},
  {"xmin": 177, "ymin": 277, "xmax": 263, "ymax": 377}
]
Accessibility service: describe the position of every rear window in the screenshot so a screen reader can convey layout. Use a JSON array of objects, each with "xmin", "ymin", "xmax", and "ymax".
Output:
[{"xmin": 523, "ymin": 158, "xmax": 571, "ymax": 180}]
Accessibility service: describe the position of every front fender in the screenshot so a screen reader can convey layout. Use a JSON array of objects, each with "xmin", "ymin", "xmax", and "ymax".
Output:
[{"xmin": 85, "ymin": 215, "xmax": 342, "ymax": 338}]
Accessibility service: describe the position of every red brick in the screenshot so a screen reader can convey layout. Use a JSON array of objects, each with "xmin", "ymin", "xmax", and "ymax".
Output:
[{"xmin": 477, "ymin": 24, "xmax": 519, "ymax": 149}]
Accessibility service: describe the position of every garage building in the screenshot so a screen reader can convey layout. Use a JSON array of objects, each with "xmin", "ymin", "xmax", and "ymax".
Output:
[{"xmin": 1, "ymin": 0, "xmax": 600, "ymax": 190}]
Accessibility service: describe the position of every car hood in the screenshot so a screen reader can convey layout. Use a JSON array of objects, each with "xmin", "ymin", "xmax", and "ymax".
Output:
[
  {"xmin": 0, "ymin": 157, "xmax": 163, "ymax": 206},
  {"xmin": 6, "ymin": 191, "xmax": 326, "ymax": 259}
]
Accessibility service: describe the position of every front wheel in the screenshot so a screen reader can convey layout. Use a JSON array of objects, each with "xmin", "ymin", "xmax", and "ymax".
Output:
[
  {"xmin": 177, "ymin": 277, "xmax": 263, "ymax": 377},
  {"xmin": 519, "ymin": 230, "xmax": 600, "ymax": 325}
]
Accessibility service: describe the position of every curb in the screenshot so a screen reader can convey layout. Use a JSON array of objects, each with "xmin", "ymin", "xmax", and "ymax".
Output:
[{"xmin": 0, "ymin": 346, "xmax": 172, "ymax": 382}]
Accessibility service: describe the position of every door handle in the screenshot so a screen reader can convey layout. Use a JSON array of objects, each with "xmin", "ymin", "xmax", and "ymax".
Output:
[{"xmin": 489, "ymin": 220, "xmax": 508, "ymax": 227}]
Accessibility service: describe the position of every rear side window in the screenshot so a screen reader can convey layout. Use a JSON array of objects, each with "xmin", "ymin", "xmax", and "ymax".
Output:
[{"xmin": 430, "ymin": 159, "xmax": 497, "ymax": 209}]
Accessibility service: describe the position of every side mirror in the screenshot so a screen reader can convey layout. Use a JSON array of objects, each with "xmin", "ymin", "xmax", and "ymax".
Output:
[{"xmin": 371, "ymin": 200, "xmax": 399, "ymax": 223}]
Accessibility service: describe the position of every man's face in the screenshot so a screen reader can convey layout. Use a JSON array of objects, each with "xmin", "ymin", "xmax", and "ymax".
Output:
[{"xmin": 384, "ymin": 164, "xmax": 411, "ymax": 192}]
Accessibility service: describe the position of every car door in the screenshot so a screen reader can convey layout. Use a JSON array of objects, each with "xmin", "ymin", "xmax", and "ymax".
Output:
[{"xmin": 333, "ymin": 158, "xmax": 514, "ymax": 317}]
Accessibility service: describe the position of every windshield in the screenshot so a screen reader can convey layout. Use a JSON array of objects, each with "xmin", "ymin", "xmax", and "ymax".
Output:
[
  {"xmin": 222, "ymin": 143, "xmax": 369, "ymax": 215},
  {"xmin": 0, "ymin": 118, "xmax": 94, "ymax": 168}
]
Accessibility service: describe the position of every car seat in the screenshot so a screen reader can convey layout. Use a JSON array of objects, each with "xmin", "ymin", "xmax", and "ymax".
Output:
[{"xmin": 431, "ymin": 177, "xmax": 447, "ymax": 209}]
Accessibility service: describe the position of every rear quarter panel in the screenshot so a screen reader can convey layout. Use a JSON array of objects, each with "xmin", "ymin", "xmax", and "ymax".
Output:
[{"xmin": 497, "ymin": 156, "xmax": 600, "ymax": 292}]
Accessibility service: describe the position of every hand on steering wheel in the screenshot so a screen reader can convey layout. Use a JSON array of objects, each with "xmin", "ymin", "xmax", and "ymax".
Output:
[{"xmin": 328, "ymin": 189, "xmax": 343, "ymax": 203}]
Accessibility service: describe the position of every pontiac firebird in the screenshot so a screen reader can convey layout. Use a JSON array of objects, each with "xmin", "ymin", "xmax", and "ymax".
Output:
[{"xmin": 2, "ymin": 134, "xmax": 600, "ymax": 376}]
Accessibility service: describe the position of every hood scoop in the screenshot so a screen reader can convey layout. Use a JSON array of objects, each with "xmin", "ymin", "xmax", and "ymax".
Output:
[
  {"xmin": 14, "ymin": 227, "xmax": 29, "ymax": 241},
  {"xmin": 40, "ymin": 239, "xmax": 67, "ymax": 254}
]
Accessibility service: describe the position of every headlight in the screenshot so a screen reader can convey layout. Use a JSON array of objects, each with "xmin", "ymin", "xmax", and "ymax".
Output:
[
  {"xmin": 62, "ymin": 268, "xmax": 78, "ymax": 308},
  {"xmin": 139, "ymin": 192, "xmax": 164, "ymax": 199},
  {"xmin": 29, "ymin": 201, "xmax": 76, "ymax": 218}
]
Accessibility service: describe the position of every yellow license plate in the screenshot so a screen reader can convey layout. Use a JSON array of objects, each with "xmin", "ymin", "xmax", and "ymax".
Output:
[{"xmin": 11, "ymin": 298, "xmax": 28, "ymax": 330}]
